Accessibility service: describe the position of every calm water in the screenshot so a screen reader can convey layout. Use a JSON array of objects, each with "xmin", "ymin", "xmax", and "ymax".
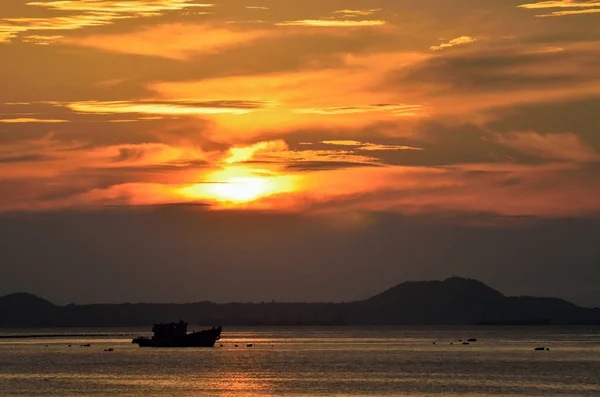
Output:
[{"xmin": 0, "ymin": 326, "xmax": 599, "ymax": 397}]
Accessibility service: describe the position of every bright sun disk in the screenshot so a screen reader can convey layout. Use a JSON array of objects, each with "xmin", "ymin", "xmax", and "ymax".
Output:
[
  {"xmin": 178, "ymin": 166, "xmax": 298, "ymax": 205},
  {"xmin": 211, "ymin": 177, "xmax": 270, "ymax": 202}
]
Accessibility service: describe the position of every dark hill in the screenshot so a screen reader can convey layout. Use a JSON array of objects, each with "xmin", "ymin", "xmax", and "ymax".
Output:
[
  {"xmin": 354, "ymin": 277, "xmax": 507, "ymax": 324},
  {"xmin": 0, "ymin": 292, "xmax": 59, "ymax": 327},
  {"xmin": 1, "ymin": 278, "xmax": 599, "ymax": 327}
]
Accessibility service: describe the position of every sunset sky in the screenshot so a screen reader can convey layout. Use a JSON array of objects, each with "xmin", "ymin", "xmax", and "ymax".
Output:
[{"xmin": 1, "ymin": 0, "xmax": 599, "ymax": 305}]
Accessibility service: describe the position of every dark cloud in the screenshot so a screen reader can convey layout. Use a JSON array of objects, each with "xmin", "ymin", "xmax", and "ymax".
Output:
[
  {"xmin": 486, "ymin": 96, "xmax": 600, "ymax": 148},
  {"xmin": 283, "ymin": 160, "xmax": 381, "ymax": 171},
  {"xmin": 385, "ymin": 48, "xmax": 596, "ymax": 94},
  {"xmin": 0, "ymin": 153, "xmax": 56, "ymax": 163}
]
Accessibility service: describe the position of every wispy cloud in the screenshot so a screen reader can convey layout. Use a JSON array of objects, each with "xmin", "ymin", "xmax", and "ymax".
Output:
[
  {"xmin": 26, "ymin": 0, "xmax": 213, "ymax": 14},
  {"xmin": 332, "ymin": 9, "xmax": 381, "ymax": 17},
  {"xmin": 430, "ymin": 36, "xmax": 476, "ymax": 51},
  {"xmin": 518, "ymin": 1, "xmax": 600, "ymax": 9},
  {"xmin": 150, "ymin": 52, "xmax": 428, "ymax": 135},
  {"xmin": 21, "ymin": 35, "xmax": 63, "ymax": 45},
  {"xmin": 0, "ymin": 118, "xmax": 69, "ymax": 123},
  {"xmin": 223, "ymin": 140, "xmax": 380, "ymax": 167},
  {"xmin": 55, "ymin": 100, "xmax": 269, "ymax": 116},
  {"xmin": 536, "ymin": 8, "xmax": 600, "ymax": 16},
  {"xmin": 224, "ymin": 140, "xmax": 289, "ymax": 164},
  {"xmin": 0, "ymin": 0, "xmax": 213, "ymax": 44},
  {"xmin": 276, "ymin": 20, "xmax": 385, "ymax": 27},
  {"xmin": 64, "ymin": 23, "xmax": 267, "ymax": 59},
  {"xmin": 321, "ymin": 140, "xmax": 424, "ymax": 151},
  {"xmin": 295, "ymin": 104, "xmax": 424, "ymax": 117},
  {"xmin": 496, "ymin": 132, "xmax": 600, "ymax": 162},
  {"xmin": 518, "ymin": 0, "xmax": 600, "ymax": 16}
]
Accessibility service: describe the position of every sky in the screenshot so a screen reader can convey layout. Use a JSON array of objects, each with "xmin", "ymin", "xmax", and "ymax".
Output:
[{"xmin": 0, "ymin": 0, "xmax": 599, "ymax": 306}]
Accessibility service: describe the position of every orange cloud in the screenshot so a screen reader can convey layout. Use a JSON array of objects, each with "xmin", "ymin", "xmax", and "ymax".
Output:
[
  {"xmin": 0, "ymin": 118, "xmax": 68, "ymax": 123},
  {"xmin": 321, "ymin": 140, "xmax": 423, "ymax": 151},
  {"xmin": 60, "ymin": 100, "xmax": 266, "ymax": 115},
  {"xmin": 64, "ymin": 24, "xmax": 267, "ymax": 59},
  {"xmin": 496, "ymin": 132, "xmax": 600, "ymax": 162},
  {"xmin": 430, "ymin": 36, "xmax": 476, "ymax": 51},
  {"xmin": 0, "ymin": 136, "xmax": 207, "ymax": 179},
  {"xmin": 296, "ymin": 104, "xmax": 424, "ymax": 117},
  {"xmin": 332, "ymin": 9, "xmax": 382, "ymax": 17},
  {"xmin": 276, "ymin": 20, "xmax": 386, "ymax": 27},
  {"xmin": 0, "ymin": 1, "xmax": 213, "ymax": 44},
  {"xmin": 518, "ymin": 1, "xmax": 600, "ymax": 9},
  {"xmin": 536, "ymin": 8, "xmax": 600, "ymax": 16},
  {"xmin": 3, "ymin": 134, "xmax": 600, "ymax": 218},
  {"xmin": 149, "ymin": 52, "xmax": 428, "ymax": 139},
  {"xmin": 518, "ymin": 0, "xmax": 600, "ymax": 16},
  {"xmin": 224, "ymin": 140, "xmax": 289, "ymax": 164}
]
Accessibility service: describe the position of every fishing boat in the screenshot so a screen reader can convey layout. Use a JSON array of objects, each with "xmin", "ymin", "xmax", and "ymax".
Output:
[{"xmin": 132, "ymin": 320, "xmax": 221, "ymax": 347}]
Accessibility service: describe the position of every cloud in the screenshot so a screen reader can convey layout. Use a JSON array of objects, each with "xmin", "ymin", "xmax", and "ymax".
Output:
[
  {"xmin": 21, "ymin": 35, "xmax": 63, "ymax": 45},
  {"xmin": 321, "ymin": 140, "xmax": 423, "ymax": 151},
  {"xmin": 222, "ymin": 140, "xmax": 381, "ymax": 169},
  {"xmin": 224, "ymin": 140, "xmax": 289, "ymax": 164},
  {"xmin": 295, "ymin": 104, "xmax": 425, "ymax": 117},
  {"xmin": 430, "ymin": 36, "xmax": 476, "ymax": 51},
  {"xmin": 149, "ymin": 52, "xmax": 428, "ymax": 137},
  {"xmin": 496, "ymin": 132, "xmax": 600, "ymax": 162},
  {"xmin": 332, "ymin": 9, "xmax": 382, "ymax": 17},
  {"xmin": 56, "ymin": 100, "xmax": 269, "ymax": 116},
  {"xmin": 275, "ymin": 20, "xmax": 386, "ymax": 27},
  {"xmin": 0, "ymin": 0, "xmax": 213, "ymax": 44},
  {"xmin": 518, "ymin": 0, "xmax": 600, "ymax": 16},
  {"xmin": 63, "ymin": 24, "xmax": 268, "ymax": 59},
  {"xmin": 0, "ymin": 134, "xmax": 209, "ymax": 181},
  {"xmin": 1, "ymin": 0, "xmax": 600, "ymax": 219},
  {"xmin": 27, "ymin": 0, "xmax": 213, "ymax": 14},
  {"xmin": 382, "ymin": 44, "xmax": 600, "ymax": 115},
  {"xmin": 0, "ymin": 118, "xmax": 68, "ymax": 123},
  {"xmin": 2, "ymin": 129, "xmax": 600, "ymax": 218},
  {"xmin": 536, "ymin": 8, "xmax": 600, "ymax": 16}
]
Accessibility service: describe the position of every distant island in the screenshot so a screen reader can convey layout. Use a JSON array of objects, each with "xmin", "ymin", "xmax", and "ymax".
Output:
[{"xmin": 1, "ymin": 277, "xmax": 599, "ymax": 327}]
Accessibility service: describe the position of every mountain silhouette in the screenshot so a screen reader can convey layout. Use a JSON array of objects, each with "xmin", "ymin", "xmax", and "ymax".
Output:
[
  {"xmin": 1, "ymin": 278, "xmax": 599, "ymax": 327},
  {"xmin": 0, "ymin": 292, "xmax": 59, "ymax": 327}
]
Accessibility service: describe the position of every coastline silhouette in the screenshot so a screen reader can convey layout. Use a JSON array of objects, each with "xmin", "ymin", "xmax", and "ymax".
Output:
[{"xmin": 1, "ymin": 277, "xmax": 599, "ymax": 328}]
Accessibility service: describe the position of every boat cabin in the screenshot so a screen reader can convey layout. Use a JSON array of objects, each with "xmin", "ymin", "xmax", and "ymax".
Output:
[{"xmin": 152, "ymin": 320, "xmax": 187, "ymax": 339}]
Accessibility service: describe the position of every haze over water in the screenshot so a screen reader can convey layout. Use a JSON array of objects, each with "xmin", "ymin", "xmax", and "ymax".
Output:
[{"xmin": 1, "ymin": 326, "xmax": 599, "ymax": 396}]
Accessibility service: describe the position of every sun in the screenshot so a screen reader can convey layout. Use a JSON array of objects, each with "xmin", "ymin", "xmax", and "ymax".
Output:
[
  {"xmin": 178, "ymin": 166, "xmax": 297, "ymax": 205},
  {"xmin": 210, "ymin": 177, "xmax": 270, "ymax": 203}
]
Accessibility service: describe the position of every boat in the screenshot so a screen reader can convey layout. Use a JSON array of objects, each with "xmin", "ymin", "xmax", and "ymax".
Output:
[{"xmin": 132, "ymin": 320, "xmax": 221, "ymax": 347}]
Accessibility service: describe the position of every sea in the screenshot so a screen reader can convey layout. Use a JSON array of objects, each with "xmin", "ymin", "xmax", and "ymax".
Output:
[{"xmin": 0, "ymin": 326, "xmax": 599, "ymax": 397}]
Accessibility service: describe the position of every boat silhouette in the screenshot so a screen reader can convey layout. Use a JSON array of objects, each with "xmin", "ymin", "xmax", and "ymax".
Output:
[{"xmin": 132, "ymin": 320, "xmax": 221, "ymax": 347}]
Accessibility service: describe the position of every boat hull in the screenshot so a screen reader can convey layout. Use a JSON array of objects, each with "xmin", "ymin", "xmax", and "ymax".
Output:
[{"xmin": 132, "ymin": 327, "xmax": 221, "ymax": 348}]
